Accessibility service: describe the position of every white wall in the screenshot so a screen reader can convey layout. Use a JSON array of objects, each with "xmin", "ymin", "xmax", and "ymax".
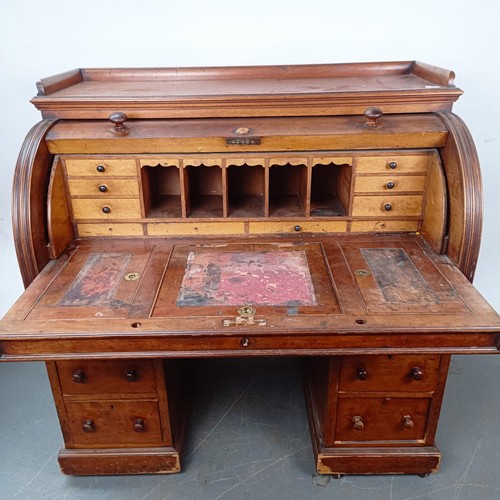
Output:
[{"xmin": 1, "ymin": 0, "xmax": 499, "ymax": 315}]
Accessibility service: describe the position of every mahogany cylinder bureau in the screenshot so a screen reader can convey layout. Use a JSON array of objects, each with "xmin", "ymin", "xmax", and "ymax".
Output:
[{"xmin": 1, "ymin": 61, "xmax": 499, "ymax": 476}]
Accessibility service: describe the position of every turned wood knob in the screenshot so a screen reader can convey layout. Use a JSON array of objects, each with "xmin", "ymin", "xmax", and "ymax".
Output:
[
  {"xmin": 102, "ymin": 206, "xmax": 111, "ymax": 214},
  {"xmin": 125, "ymin": 369, "xmax": 138, "ymax": 382},
  {"xmin": 82, "ymin": 419, "xmax": 95, "ymax": 432},
  {"xmin": 356, "ymin": 367, "xmax": 368, "ymax": 380},
  {"xmin": 133, "ymin": 418, "xmax": 145, "ymax": 432},
  {"xmin": 389, "ymin": 161, "xmax": 398, "ymax": 169},
  {"xmin": 402, "ymin": 415, "xmax": 414, "ymax": 429},
  {"xmin": 72, "ymin": 369, "xmax": 85, "ymax": 383},
  {"xmin": 109, "ymin": 112, "xmax": 128, "ymax": 133},
  {"xmin": 352, "ymin": 415, "xmax": 364, "ymax": 430},
  {"xmin": 294, "ymin": 225, "xmax": 302, "ymax": 232},
  {"xmin": 364, "ymin": 107, "xmax": 383, "ymax": 127},
  {"xmin": 384, "ymin": 203, "xmax": 392, "ymax": 211},
  {"xmin": 386, "ymin": 181, "xmax": 395, "ymax": 189},
  {"xmin": 98, "ymin": 184, "xmax": 108, "ymax": 193},
  {"xmin": 410, "ymin": 367, "xmax": 424, "ymax": 380},
  {"xmin": 96, "ymin": 165, "xmax": 106, "ymax": 173}
]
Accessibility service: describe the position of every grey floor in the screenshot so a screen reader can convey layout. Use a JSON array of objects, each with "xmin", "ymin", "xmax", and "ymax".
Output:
[{"xmin": 0, "ymin": 356, "xmax": 499, "ymax": 500}]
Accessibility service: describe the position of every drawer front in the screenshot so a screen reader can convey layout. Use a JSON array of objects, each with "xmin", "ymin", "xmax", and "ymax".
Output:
[
  {"xmin": 356, "ymin": 155, "xmax": 429, "ymax": 174},
  {"xmin": 57, "ymin": 360, "xmax": 156, "ymax": 395},
  {"xmin": 147, "ymin": 222, "xmax": 245, "ymax": 235},
  {"xmin": 351, "ymin": 195, "xmax": 423, "ymax": 217},
  {"xmin": 71, "ymin": 198, "xmax": 142, "ymax": 219},
  {"xmin": 354, "ymin": 175, "xmax": 426, "ymax": 193},
  {"xmin": 65, "ymin": 400, "xmax": 163, "ymax": 447},
  {"xmin": 67, "ymin": 178, "xmax": 140, "ymax": 197},
  {"xmin": 339, "ymin": 355, "xmax": 440, "ymax": 393},
  {"xmin": 335, "ymin": 397, "xmax": 430, "ymax": 442},
  {"xmin": 77, "ymin": 223, "xmax": 144, "ymax": 237},
  {"xmin": 350, "ymin": 220, "xmax": 420, "ymax": 233},
  {"xmin": 65, "ymin": 158, "xmax": 137, "ymax": 177},
  {"xmin": 248, "ymin": 221, "xmax": 347, "ymax": 234}
]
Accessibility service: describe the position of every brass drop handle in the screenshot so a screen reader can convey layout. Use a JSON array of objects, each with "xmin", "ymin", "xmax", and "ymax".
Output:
[
  {"xmin": 102, "ymin": 206, "xmax": 111, "ymax": 214},
  {"xmin": 356, "ymin": 367, "xmax": 368, "ymax": 380},
  {"xmin": 72, "ymin": 369, "xmax": 85, "ymax": 383},
  {"xmin": 410, "ymin": 367, "xmax": 424, "ymax": 380},
  {"xmin": 82, "ymin": 419, "xmax": 95, "ymax": 433},
  {"xmin": 109, "ymin": 111, "xmax": 128, "ymax": 134},
  {"xmin": 386, "ymin": 181, "xmax": 395, "ymax": 189},
  {"xmin": 402, "ymin": 415, "xmax": 414, "ymax": 429},
  {"xmin": 352, "ymin": 415, "xmax": 364, "ymax": 430},
  {"xmin": 133, "ymin": 418, "xmax": 145, "ymax": 432},
  {"xmin": 125, "ymin": 369, "xmax": 138, "ymax": 382},
  {"xmin": 98, "ymin": 184, "xmax": 108, "ymax": 193},
  {"xmin": 364, "ymin": 107, "xmax": 383, "ymax": 127}
]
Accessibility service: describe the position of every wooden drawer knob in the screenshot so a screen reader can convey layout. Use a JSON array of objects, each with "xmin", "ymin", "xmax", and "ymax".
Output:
[
  {"xmin": 386, "ymin": 181, "xmax": 395, "ymax": 189},
  {"xmin": 389, "ymin": 161, "xmax": 398, "ymax": 169},
  {"xmin": 410, "ymin": 367, "xmax": 424, "ymax": 380},
  {"xmin": 294, "ymin": 225, "xmax": 302, "ymax": 232},
  {"xmin": 352, "ymin": 415, "xmax": 364, "ymax": 430},
  {"xmin": 96, "ymin": 165, "xmax": 106, "ymax": 173},
  {"xmin": 82, "ymin": 419, "xmax": 95, "ymax": 433},
  {"xmin": 109, "ymin": 112, "xmax": 128, "ymax": 134},
  {"xmin": 72, "ymin": 369, "xmax": 85, "ymax": 383},
  {"xmin": 364, "ymin": 107, "xmax": 383, "ymax": 127},
  {"xmin": 125, "ymin": 369, "xmax": 138, "ymax": 382},
  {"xmin": 133, "ymin": 418, "xmax": 145, "ymax": 432},
  {"xmin": 356, "ymin": 367, "xmax": 368, "ymax": 380},
  {"xmin": 102, "ymin": 206, "xmax": 111, "ymax": 214},
  {"xmin": 98, "ymin": 184, "xmax": 108, "ymax": 193},
  {"xmin": 384, "ymin": 203, "xmax": 393, "ymax": 211},
  {"xmin": 402, "ymin": 415, "xmax": 414, "ymax": 429}
]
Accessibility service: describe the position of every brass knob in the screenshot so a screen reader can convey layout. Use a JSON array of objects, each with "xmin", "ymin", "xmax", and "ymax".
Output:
[
  {"xmin": 364, "ymin": 107, "xmax": 383, "ymax": 127},
  {"xmin": 133, "ymin": 418, "xmax": 145, "ymax": 432},
  {"xmin": 102, "ymin": 206, "xmax": 111, "ymax": 214},
  {"xmin": 389, "ymin": 161, "xmax": 398, "ymax": 169},
  {"xmin": 384, "ymin": 203, "xmax": 392, "ymax": 211},
  {"xmin": 402, "ymin": 415, "xmax": 414, "ymax": 429},
  {"xmin": 72, "ymin": 369, "xmax": 85, "ymax": 383},
  {"xmin": 294, "ymin": 225, "xmax": 302, "ymax": 232},
  {"xmin": 98, "ymin": 184, "xmax": 108, "ymax": 193},
  {"xmin": 356, "ymin": 367, "xmax": 368, "ymax": 380},
  {"xmin": 352, "ymin": 415, "xmax": 364, "ymax": 430},
  {"xmin": 96, "ymin": 165, "xmax": 105, "ymax": 173},
  {"xmin": 82, "ymin": 419, "xmax": 95, "ymax": 433},
  {"xmin": 125, "ymin": 369, "xmax": 138, "ymax": 382},
  {"xmin": 386, "ymin": 181, "xmax": 395, "ymax": 189},
  {"xmin": 109, "ymin": 111, "xmax": 128, "ymax": 133},
  {"xmin": 410, "ymin": 367, "xmax": 424, "ymax": 380}
]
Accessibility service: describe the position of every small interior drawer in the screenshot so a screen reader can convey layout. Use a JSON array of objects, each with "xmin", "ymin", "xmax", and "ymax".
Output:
[
  {"xmin": 356, "ymin": 155, "xmax": 429, "ymax": 174},
  {"xmin": 71, "ymin": 198, "xmax": 142, "ymax": 219},
  {"xmin": 335, "ymin": 397, "xmax": 430, "ymax": 442},
  {"xmin": 354, "ymin": 175, "xmax": 426, "ymax": 193},
  {"xmin": 248, "ymin": 221, "xmax": 347, "ymax": 234},
  {"xmin": 67, "ymin": 178, "xmax": 140, "ymax": 197},
  {"xmin": 57, "ymin": 360, "xmax": 156, "ymax": 395},
  {"xmin": 351, "ymin": 195, "xmax": 423, "ymax": 217},
  {"xmin": 65, "ymin": 399, "xmax": 163, "ymax": 447},
  {"xmin": 339, "ymin": 355, "xmax": 440, "ymax": 393},
  {"xmin": 65, "ymin": 158, "xmax": 137, "ymax": 176}
]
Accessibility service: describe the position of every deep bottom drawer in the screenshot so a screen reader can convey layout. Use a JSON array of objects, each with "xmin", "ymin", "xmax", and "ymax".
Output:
[{"xmin": 335, "ymin": 397, "xmax": 430, "ymax": 443}]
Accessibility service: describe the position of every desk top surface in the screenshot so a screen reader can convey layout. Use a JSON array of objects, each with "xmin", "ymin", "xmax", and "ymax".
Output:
[{"xmin": 1, "ymin": 235, "xmax": 499, "ymax": 360}]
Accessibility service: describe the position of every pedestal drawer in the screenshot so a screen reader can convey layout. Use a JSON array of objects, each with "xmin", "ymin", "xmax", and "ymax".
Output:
[
  {"xmin": 335, "ymin": 398, "xmax": 430, "ymax": 442},
  {"xmin": 65, "ymin": 400, "xmax": 163, "ymax": 447},
  {"xmin": 339, "ymin": 355, "xmax": 440, "ymax": 393},
  {"xmin": 57, "ymin": 360, "xmax": 156, "ymax": 396}
]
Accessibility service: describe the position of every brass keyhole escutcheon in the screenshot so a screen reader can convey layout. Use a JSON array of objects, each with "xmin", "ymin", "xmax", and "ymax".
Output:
[
  {"xmin": 238, "ymin": 305, "xmax": 256, "ymax": 317},
  {"xmin": 124, "ymin": 272, "xmax": 141, "ymax": 281}
]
